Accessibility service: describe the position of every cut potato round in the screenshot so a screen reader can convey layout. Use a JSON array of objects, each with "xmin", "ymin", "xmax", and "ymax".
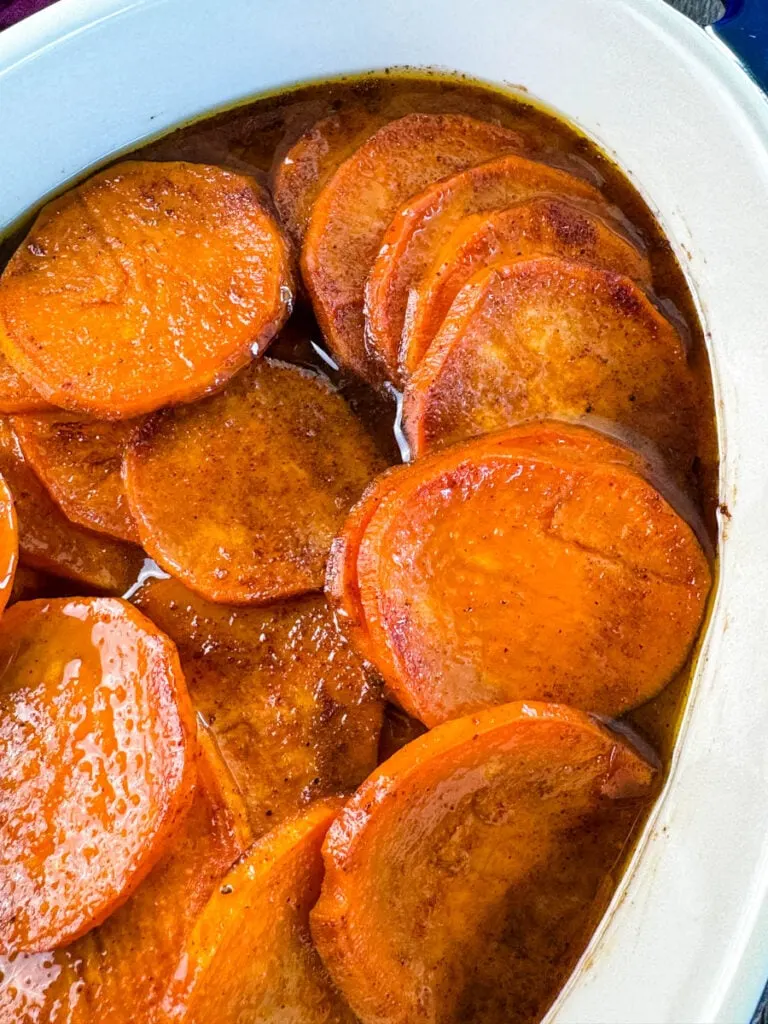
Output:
[
  {"xmin": 133, "ymin": 577, "xmax": 384, "ymax": 836},
  {"xmin": 124, "ymin": 358, "xmax": 384, "ymax": 605},
  {"xmin": 349, "ymin": 424, "xmax": 711, "ymax": 725},
  {"xmin": 162, "ymin": 799, "xmax": 355, "ymax": 1023},
  {"xmin": 0, "ymin": 161, "xmax": 293, "ymax": 419},
  {"xmin": 326, "ymin": 420, "xmax": 650, "ymax": 676},
  {"xmin": 403, "ymin": 197, "xmax": 652, "ymax": 370},
  {"xmin": 11, "ymin": 413, "xmax": 142, "ymax": 543},
  {"xmin": 403, "ymin": 258, "xmax": 700, "ymax": 468},
  {"xmin": 0, "ymin": 597, "xmax": 197, "ymax": 955},
  {"xmin": 363, "ymin": 153, "xmax": 608, "ymax": 382},
  {"xmin": 272, "ymin": 108, "xmax": 394, "ymax": 248},
  {"xmin": 312, "ymin": 701, "xmax": 658, "ymax": 1024},
  {"xmin": 0, "ymin": 419, "xmax": 143, "ymax": 592},
  {"xmin": 302, "ymin": 114, "xmax": 523, "ymax": 383},
  {"xmin": 0, "ymin": 473, "xmax": 17, "ymax": 617},
  {"xmin": 0, "ymin": 732, "xmax": 251, "ymax": 1024},
  {"xmin": 325, "ymin": 463, "xmax": 409, "ymax": 662}
]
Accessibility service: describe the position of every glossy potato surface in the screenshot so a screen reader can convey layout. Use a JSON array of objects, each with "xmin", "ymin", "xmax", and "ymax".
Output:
[
  {"xmin": 302, "ymin": 114, "xmax": 522, "ymax": 383},
  {"xmin": 312, "ymin": 702, "xmax": 658, "ymax": 1024},
  {"xmin": 162, "ymin": 800, "xmax": 355, "ymax": 1023},
  {"xmin": 365, "ymin": 154, "xmax": 607, "ymax": 383},
  {"xmin": 0, "ymin": 473, "xmax": 17, "ymax": 617},
  {"xmin": 0, "ymin": 735, "xmax": 251, "ymax": 1023},
  {"xmin": 0, "ymin": 598, "xmax": 197, "ymax": 954},
  {"xmin": 124, "ymin": 358, "xmax": 384, "ymax": 604},
  {"xmin": 403, "ymin": 258, "xmax": 700, "ymax": 473},
  {"xmin": 133, "ymin": 577, "xmax": 384, "ymax": 836},
  {"xmin": 326, "ymin": 421, "xmax": 651, "ymax": 676},
  {"xmin": 403, "ymin": 198, "xmax": 652, "ymax": 369},
  {"xmin": 351, "ymin": 425, "xmax": 711, "ymax": 725},
  {"xmin": 0, "ymin": 161, "xmax": 293, "ymax": 418},
  {"xmin": 12, "ymin": 413, "xmax": 142, "ymax": 543},
  {"xmin": 0, "ymin": 420, "xmax": 143, "ymax": 592}
]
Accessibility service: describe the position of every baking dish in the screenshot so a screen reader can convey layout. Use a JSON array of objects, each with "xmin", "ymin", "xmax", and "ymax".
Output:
[{"xmin": 1, "ymin": 0, "xmax": 767, "ymax": 1020}]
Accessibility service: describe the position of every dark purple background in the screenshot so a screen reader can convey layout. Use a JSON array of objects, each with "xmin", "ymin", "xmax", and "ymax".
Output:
[
  {"xmin": 0, "ymin": 0, "xmax": 724, "ymax": 31},
  {"xmin": 0, "ymin": 0, "xmax": 55, "ymax": 29}
]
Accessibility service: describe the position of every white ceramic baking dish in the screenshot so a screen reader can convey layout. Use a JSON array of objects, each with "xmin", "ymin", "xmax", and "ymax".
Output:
[{"xmin": 2, "ymin": 0, "xmax": 768, "ymax": 1020}]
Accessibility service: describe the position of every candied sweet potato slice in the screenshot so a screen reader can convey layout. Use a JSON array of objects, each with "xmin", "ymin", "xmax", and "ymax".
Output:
[
  {"xmin": 0, "ymin": 473, "xmax": 17, "ymax": 616},
  {"xmin": 363, "ymin": 153, "xmax": 608, "ymax": 382},
  {"xmin": 11, "ymin": 413, "xmax": 142, "ymax": 543},
  {"xmin": 403, "ymin": 198, "xmax": 652, "ymax": 369},
  {"xmin": 403, "ymin": 258, "xmax": 700, "ymax": 471},
  {"xmin": 301, "ymin": 114, "xmax": 523, "ymax": 383},
  {"xmin": 162, "ymin": 799, "xmax": 355, "ymax": 1023},
  {"xmin": 325, "ymin": 463, "xmax": 409, "ymax": 663},
  {"xmin": 0, "ymin": 419, "xmax": 143, "ymax": 592},
  {"xmin": 312, "ymin": 701, "xmax": 658, "ymax": 1024},
  {"xmin": 0, "ymin": 597, "xmax": 197, "ymax": 954},
  {"xmin": 326, "ymin": 421, "xmax": 650, "ymax": 674},
  {"xmin": 124, "ymin": 358, "xmax": 385, "ymax": 604},
  {"xmin": 0, "ymin": 733, "xmax": 251, "ymax": 1024},
  {"xmin": 0, "ymin": 161, "xmax": 293, "ymax": 419},
  {"xmin": 133, "ymin": 576, "xmax": 383, "ymax": 836},
  {"xmin": 272, "ymin": 108, "xmax": 395, "ymax": 249},
  {"xmin": 350, "ymin": 425, "xmax": 711, "ymax": 725}
]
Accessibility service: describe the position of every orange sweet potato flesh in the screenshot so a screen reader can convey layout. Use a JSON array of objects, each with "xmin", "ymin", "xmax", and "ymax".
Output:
[
  {"xmin": 326, "ymin": 420, "xmax": 651, "ymax": 678},
  {"xmin": 124, "ymin": 358, "xmax": 385, "ymax": 604},
  {"xmin": 363, "ymin": 154, "xmax": 609, "ymax": 384},
  {"xmin": 0, "ymin": 161, "xmax": 293, "ymax": 419},
  {"xmin": 312, "ymin": 701, "xmax": 658, "ymax": 1024},
  {"xmin": 0, "ymin": 597, "xmax": 197, "ymax": 955},
  {"xmin": 11, "ymin": 413, "xmax": 142, "ymax": 543},
  {"xmin": 301, "ymin": 114, "xmax": 523, "ymax": 384},
  {"xmin": 161, "ymin": 799, "xmax": 355, "ymax": 1023},
  {"xmin": 0, "ymin": 473, "xmax": 17, "ymax": 617},
  {"xmin": 403, "ymin": 197, "xmax": 652, "ymax": 371},
  {"xmin": 0, "ymin": 419, "xmax": 143, "ymax": 592},
  {"xmin": 350, "ymin": 424, "xmax": 711, "ymax": 725},
  {"xmin": 403, "ymin": 258, "xmax": 701, "ymax": 474},
  {"xmin": 0, "ymin": 732, "xmax": 251, "ymax": 1024},
  {"xmin": 133, "ymin": 576, "xmax": 384, "ymax": 837}
]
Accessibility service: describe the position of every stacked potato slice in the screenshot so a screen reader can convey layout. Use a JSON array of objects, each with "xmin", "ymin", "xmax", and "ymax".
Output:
[{"xmin": 0, "ymin": 103, "xmax": 713, "ymax": 1024}]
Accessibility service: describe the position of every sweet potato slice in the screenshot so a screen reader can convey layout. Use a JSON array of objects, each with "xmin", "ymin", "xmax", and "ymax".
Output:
[
  {"xmin": 0, "ymin": 597, "xmax": 197, "ymax": 954},
  {"xmin": 0, "ymin": 419, "xmax": 143, "ymax": 592},
  {"xmin": 272, "ymin": 109, "xmax": 394, "ymax": 249},
  {"xmin": 0, "ymin": 732, "xmax": 251, "ymax": 1024},
  {"xmin": 301, "ymin": 114, "xmax": 523, "ymax": 383},
  {"xmin": 403, "ymin": 198, "xmax": 652, "ymax": 369},
  {"xmin": 124, "ymin": 358, "xmax": 385, "ymax": 604},
  {"xmin": 11, "ymin": 413, "xmax": 142, "ymax": 543},
  {"xmin": 162, "ymin": 799, "xmax": 355, "ymax": 1023},
  {"xmin": 0, "ymin": 351, "xmax": 53, "ymax": 414},
  {"xmin": 0, "ymin": 473, "xmax": 17, "ymax": 616},
  {"xmin": 326, "ymin": 420, "xmax": 650, "ymax": 675},
  {"xmin": 350, "ymin": 425, "xmax": 711, "ymax": 725},
  {"xmin": 133, "ymin": 576, "xmax": 384, "ymax": 836},
  {"xmin": 0, "ymin": 161, "xmax": 293, "ymax": 419},
  {"xmin": 312, "ymin": 701, "xmax": 658, "ymax": 1024},
  {"xmin": 403, "ymin": 258, "xmax": 701, "ymax": 470},
  {"xmin": 363, "ymin": 154, "xmax": 609, "ymax": 383}
]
